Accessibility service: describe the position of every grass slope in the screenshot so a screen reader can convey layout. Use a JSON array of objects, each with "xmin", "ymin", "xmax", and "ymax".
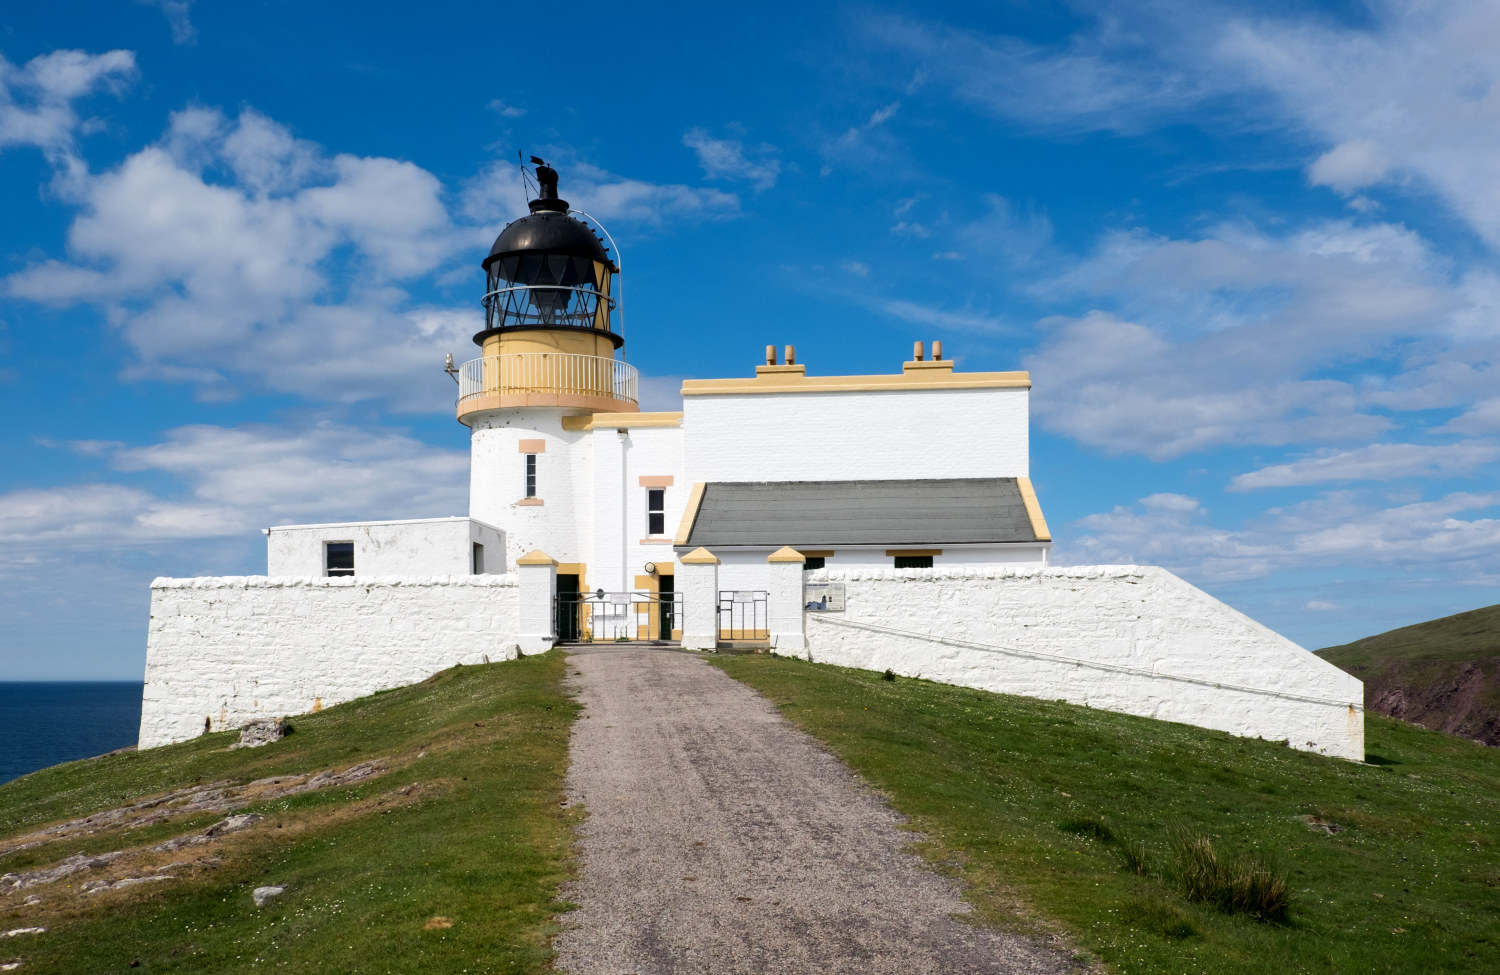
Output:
[
  {"xmin": 1318, "ymin": 603, "xmax": 1500, "ymax": 745},
  {"xmin": 0, "ymin": 656, "xmax": 576, "ymax": 975},
  {"xmin": 714, "ymin": 655, "xmax": 1500, "ymax": 975}
]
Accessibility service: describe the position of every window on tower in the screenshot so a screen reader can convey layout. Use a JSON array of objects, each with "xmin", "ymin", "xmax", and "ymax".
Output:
[
  {"xmin": 524, "ymin": 454, "xmax": 537, "ymax": 498},
  {"xmin": 647, "ymin": 488, "xmax": 666, "ymax": 536}
]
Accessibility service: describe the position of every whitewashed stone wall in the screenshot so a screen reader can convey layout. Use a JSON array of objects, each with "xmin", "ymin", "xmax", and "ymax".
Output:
[
  {"xmin": 140, "ymin": 575, "xmax": 523, "ymax": 749},
  {"xmin": 800, "ymin": 566, "xmax": 1365, "ymax": 761}
]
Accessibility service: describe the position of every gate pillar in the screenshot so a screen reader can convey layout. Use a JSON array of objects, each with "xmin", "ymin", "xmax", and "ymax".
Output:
[
  {"xmin": 517, "ymin": 549, "xmax": 558, "ymax": 654},
  {"xmin": 679, "ymin": 547, "xmax": 720, "ymax": 651},
  {"xmin": 767, "ymin": 546, "xmax": 807, "ymax": 655}
]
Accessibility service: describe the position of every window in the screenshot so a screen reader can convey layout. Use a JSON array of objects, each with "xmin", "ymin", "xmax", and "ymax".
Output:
[
  {"xmin": 894, "ymin": 555, "xmax": 932, "ymax": 569},
  {"xmin": 472, "ymin": 542, "xmax": 485, "ymax": 575},
  {"xmin": 803, "ymin": 556, "xmax": 825, "ymax": 571},
  {"xmin": 646, "ymin": 488, "xmax": 666, "ymax": 536},
  {"xmin": 326, "ymin": 541, "xmax": 355, "ymax": 577},
  {"xmin": 524, "ymin": 454, "xmax": 537, "ymax": 498}
]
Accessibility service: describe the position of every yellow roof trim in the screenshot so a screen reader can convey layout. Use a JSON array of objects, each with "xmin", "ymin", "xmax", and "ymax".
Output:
[
  {"xmin": 767, "ymin": 546, "xmax": 806, "ymax": 563},
  {"xmin": 681, "ymin": 371, "xmax": 1030, "ymax": 396},
  {"xmin": 516, "ymin": 549, "xmax": 558, "ymax": 566},
  {"xmin": 679, "ymin": 546, "xmax": 720, "ymax": 565},
  {"xmin": 886, "ymin": 549, "xmax": 943, "ymax": 557},
  {"xmin": 1016, "ymin": 476, "xmax": 1052, "ymax": 542},
  {"xmin": 561, "ymin": 411, "xmax": 684, "ymax": 431},
  {"xmin": 673, "ymin": 482, "xmax": 707, "ymax": 546}
]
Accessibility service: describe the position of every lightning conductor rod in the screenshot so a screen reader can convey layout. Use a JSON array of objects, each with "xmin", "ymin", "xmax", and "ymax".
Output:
[{"xmin": 568, "ymin": 207, "xmax": 627, "ymax": 346}]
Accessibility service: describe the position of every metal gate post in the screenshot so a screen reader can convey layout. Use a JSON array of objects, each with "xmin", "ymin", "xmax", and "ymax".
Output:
[
  {"xmin": 517, "ymin": 549, "xmax": 558, "ymax": 654},
  {"xmin": 767, "ymin": 546, "xmax": 808, "ymax": 655},
  {"xmin": 679, "ymin": 547, "xmax": 720, "ymax": 650}
]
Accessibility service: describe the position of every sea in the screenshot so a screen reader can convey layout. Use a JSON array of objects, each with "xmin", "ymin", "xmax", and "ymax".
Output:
[{"xmin": 0, "ymin": 682, "xmax": 144, "ymax": 786}]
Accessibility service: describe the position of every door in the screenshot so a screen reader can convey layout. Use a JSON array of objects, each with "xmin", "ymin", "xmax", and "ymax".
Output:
[{"xmin": 556, "ymin": 573, "xmax": 581, "ymax": 642}]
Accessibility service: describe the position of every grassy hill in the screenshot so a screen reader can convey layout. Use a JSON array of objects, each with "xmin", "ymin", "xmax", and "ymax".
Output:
[
  {"xmin": 0, "ymin": 655, "xmax": 577, "ymax": 974},
  {"xmin": 715, "ymin": 656, "xmax": 1500, "ymax": 975},
  {"xmin": 1318, "ymin": 603, "xmax": 1500, "ymax": 746},
  {"xmin": 4, "ymin": 651, "xmax": 1498, "ymax": 974}
]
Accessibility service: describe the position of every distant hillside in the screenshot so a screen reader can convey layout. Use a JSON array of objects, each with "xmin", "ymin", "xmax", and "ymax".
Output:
[{"xmin": 1318, "ymin": 602, "xmax": 1500, "ymax": 746}]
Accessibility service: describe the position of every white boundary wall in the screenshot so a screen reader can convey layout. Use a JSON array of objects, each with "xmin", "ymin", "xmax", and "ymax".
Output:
[
  {"xmin": 800, "ymin": 566, "xmax": 1364, "ymax": 761},
  {"xmin": 140, "ymin": 575, "xmax": 523, "ymax": 749}
]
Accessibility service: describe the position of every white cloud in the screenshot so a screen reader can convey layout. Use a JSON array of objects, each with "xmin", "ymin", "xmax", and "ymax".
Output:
[
  {"xmin": 868, "ymin": 3, "xmax": 1500, "ymax": 251},
  {"xmin": 1062, "ymin": 489, "xmax": 1500, "ymax": 584},
  {"xmin": 5, "ymin": 108, "xmax": 477, "ymax": 410},
  {"xmin": 1230, "ymin": 442, "xmax": 1500, "ymax": 491},
  {"xmin": 1025, "ymin": 218, "xmax": 1490, "ymax": 459},
  {"xmin": 463, "ymin": 157, "xmax": 740, "ymax": 228},
  {"xmin": 1307, "ymin": 139, "xmax": 1389, "ymax": 194},
  {"xmin": 0, "ymin": 49, "xmax": 136, "ymax": 160},
  {"xmin": 683, "ymin": 127, "xmax": 781, "ymax": 191},
  {"xmin": 136, "ymin": 0, "xmax": 197, "ymax": 45},
  {"xmin": 1, "ymin": 421, "xmax": 468, "ymax": 550},
  {"xmin": 488, "ymin": 98, "xmax": 525, "ymax": 119}
]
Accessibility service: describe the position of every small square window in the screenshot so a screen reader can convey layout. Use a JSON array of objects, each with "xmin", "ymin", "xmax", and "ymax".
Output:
[
  {"xmin": 803, "ymin": 556, "xmax": 826, "ymax": 571},
  {"xmin": 647, "ymin": 488, "xmax": 666, "ymax": 536},
  {"xmin": 472, "ymin": 542, "xmax": 485, "ymax": 575},
  {"xmin": 326, "ymin": 542, "xmax": 355, "ymax": 577},
  {"xmin": 894, "ymin": 555, "xmax": 932, "ymax": 569},
  {"xmin": 524, "ymin": 454, "xmax": 537, "ymax": 498}
]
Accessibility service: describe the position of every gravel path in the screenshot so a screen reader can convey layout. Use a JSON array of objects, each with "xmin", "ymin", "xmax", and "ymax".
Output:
[{"xmin": 553, "ymin": 646, "xmax": 1081, "ymax": 975}]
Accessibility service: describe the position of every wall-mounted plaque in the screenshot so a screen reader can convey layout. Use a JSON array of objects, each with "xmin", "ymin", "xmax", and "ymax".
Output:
[{"xmin": 804, "ymin": 582, "xmax": 845, "ymax": 612}]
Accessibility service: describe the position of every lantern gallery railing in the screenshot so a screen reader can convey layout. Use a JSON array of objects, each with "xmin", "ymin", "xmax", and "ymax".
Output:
[{"xmin": 456, "ymin": 353, "xmax": 638, "ymax": 408}]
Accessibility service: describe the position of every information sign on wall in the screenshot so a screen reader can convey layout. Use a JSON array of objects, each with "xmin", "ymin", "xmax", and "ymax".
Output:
[{"xmin": 804, "ymin": 582, "xmax": 845, "ymax": 612}]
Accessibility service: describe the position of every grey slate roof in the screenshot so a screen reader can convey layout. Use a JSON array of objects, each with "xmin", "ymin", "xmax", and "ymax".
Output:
[{"xmin": 684, "ymin": 478, "xmax": 1041, "ymax": 548}]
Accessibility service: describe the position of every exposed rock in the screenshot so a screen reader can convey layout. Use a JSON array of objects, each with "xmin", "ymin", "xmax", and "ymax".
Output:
[
  {"xmin": 205, "ymin": 813, "xmax": 263, "ymax": 837},
  {"xmin": 1, "ymin": 852, "xmax": 125, "ymax": 891},
  {"xmin": 0, "ymin": 928, "xmax": 45, "ymax": 938},
  {"xmin": 252, "ymin": 886, "xmax": 285, "ymax": 906},
  {"xmin": 1302, "ymin": 815, "xmax": 1345, "ymax": 835},
  {"xmin": 82, "ymin": 876, "xmax": 176, "ymax": 894},
  {"xmin": 229, "ymin": 718, "xmax": 286, "ymax": 750}
]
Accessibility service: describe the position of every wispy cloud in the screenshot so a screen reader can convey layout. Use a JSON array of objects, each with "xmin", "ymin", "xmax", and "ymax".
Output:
[
  {"xmin": 135, "ymin": 0, "xmax": 197, "ymax": 45},
  {"xmin": 1230, "ymin": 442, "xmax": 1500, "ymax": 491},
  {"xmin": 683, "ymin": 127, "xmax": 781, "ymax": 191},
  {"xmin": 0, "ymin": 48, "xmax": 136, "ymax": 163}
]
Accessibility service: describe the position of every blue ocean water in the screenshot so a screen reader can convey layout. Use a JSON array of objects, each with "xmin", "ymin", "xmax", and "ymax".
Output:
[{"xmin": 0, "ymin": 682, "xmax": 144, "ymax": 786}]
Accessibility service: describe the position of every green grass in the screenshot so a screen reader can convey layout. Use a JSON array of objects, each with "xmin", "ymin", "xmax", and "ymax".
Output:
[
  {"xmin": 713, "ymin": 654, "xmax": 1500, "ymax": 974},
  {"xmin": 0, "ymin": 656, "xmax": 577, "ymax": 974},
  {"xmin": 1318, "ymin": 602, "xmax": 1500, "ymax": 668},
  {"xmin": 1317, "ymin": 602, "xmax": 1500, "ymax": 745}
]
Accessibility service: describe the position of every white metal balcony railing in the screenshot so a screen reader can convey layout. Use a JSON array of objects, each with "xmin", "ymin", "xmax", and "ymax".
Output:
[{"xmin": 456, "ymin": 353, "xmax": 639, "ymax": 408}]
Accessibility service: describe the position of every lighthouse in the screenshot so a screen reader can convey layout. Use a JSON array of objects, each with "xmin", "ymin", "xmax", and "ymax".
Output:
[{"xmin": 459, "ymin": 161, "xmax": 652, "ymax": 589}]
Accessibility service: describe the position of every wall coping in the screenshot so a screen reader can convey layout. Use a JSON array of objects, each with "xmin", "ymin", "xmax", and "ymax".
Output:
[
  {"xmin": 806, "ymin": 564, "xmax": 1151, "ymax": 582},
  {"xmin": 151, "ymin": 574, "xmax": 520, "ymax": 590}
]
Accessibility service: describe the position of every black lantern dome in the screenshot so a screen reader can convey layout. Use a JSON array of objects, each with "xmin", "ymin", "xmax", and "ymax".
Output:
[{"xmin": 479, "ymin": 163, "xmax": 620, "ymax": 347}]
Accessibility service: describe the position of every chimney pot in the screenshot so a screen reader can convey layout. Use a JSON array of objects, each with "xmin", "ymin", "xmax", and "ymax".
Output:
[
  {"xmin": 784, "ymin": 345, "xmax": 795, "ymax": 366},
  {"xmin": 913, "ymin": 341, "xmax": 925, "ymax": 362},
  {"xmin": 932, "ymin": 340, "xmax": 943, "ymax": 361},
  {"xmin": 766, "ymin": 345, "xmax": 778, "ymax": 366}
]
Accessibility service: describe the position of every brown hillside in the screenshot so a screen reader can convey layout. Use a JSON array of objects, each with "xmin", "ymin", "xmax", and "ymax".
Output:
[{"xmin": 1317, "ymin": 603, "xmax": 1500, "ymax": 746}]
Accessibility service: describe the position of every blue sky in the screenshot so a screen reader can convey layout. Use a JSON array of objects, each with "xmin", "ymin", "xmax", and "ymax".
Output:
[{"xmin": 3, "ymin": 1, "xmax": 1499, "ymax": 680}]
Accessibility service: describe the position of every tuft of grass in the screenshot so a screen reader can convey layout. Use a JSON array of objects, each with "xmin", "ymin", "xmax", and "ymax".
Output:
[
  {"xmin": 0, "ymin": 655, "xmax": 577, "ymax": 974},
  {"xmin": 1057, "ymin": 816, "xmax": 1114, "ymax": 843},
  {"xmin": 1168, "ymin": 825, "xmax": 1291, "ymax": 923},
  {"xmin": 1118, "ymin": 837, "xmax": 1152, "ymax": 876},
  {"xmin": 712, "ymin": 653, "xmax": 1500, "ymax": 975},
  {"xmin": 882, "ymin": 668, "xmax": 897, "ymax": 681},
  {"xmin": 1120, "ymin": 896, "xmax": 1198, "ymax": 940}
]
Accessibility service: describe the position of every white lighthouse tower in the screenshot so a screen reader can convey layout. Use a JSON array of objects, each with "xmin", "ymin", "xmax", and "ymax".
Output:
[{"xmin": 457, "ymin": 161, "xmax": 654, "ymax": 599}]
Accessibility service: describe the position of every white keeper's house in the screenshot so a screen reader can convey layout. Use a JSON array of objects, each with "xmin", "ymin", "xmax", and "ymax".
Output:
[{"xmin": 140, "ymin": 162, "xmax": 1365, "ymax": 761}]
